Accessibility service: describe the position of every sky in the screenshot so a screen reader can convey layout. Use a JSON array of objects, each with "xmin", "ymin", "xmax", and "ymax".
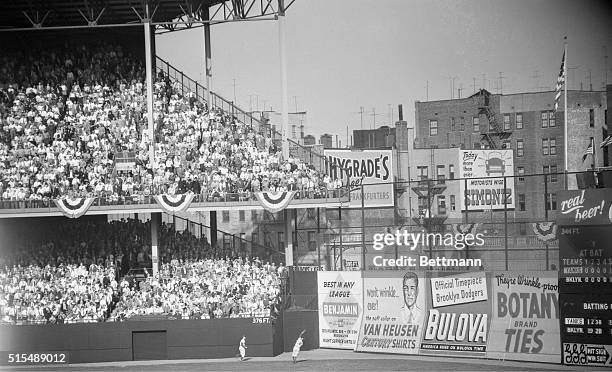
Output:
[{"xmin": 156, "ymin": 0, "xmax": 612, "ymax": 144}]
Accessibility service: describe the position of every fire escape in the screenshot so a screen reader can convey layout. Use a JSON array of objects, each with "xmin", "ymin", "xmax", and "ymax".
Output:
[
  {"xmin": 477, "ymin": 90, "xmax": 512, "ymax": 149},
  {"xmin": 409, "ymin": 149, "xmax": 448, "ymax": 231}
]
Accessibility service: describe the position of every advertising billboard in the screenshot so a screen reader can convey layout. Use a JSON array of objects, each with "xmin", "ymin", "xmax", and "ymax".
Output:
[
  {"xmin": 324, "ymin": 149, "xmax": 394, "ymax": 208},
  {"xmin": 355, "ymin": 271, "xmax": 426, "ymax": 354},
  {"xmin": 487, "ymin": 271, "xmax": 560, "ymax": 363},
  {"xmin": 317, "ymin": 271, "xmax": 363, "ymax": 349},
  {"xmin": 459, "ymin": 149, "xmax": 515, "ymax": 211},
  {"xmin": 420, "ymin": 272, "xmax": 491, "ymax": 357}
]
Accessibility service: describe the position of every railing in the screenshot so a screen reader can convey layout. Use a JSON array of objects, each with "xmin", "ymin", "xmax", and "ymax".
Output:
[
  {"xmin": 155, "ymin": 56, "xmax": 332, "ymax": 175},
  {"xmin": 0, "ymin": 188, "xmax": 348, "ymax": 211}
]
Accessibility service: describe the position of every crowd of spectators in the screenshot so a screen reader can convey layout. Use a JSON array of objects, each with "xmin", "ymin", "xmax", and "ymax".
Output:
[
  {"xmin": 0, "ymin": 40, "xmax": 342, "ymax": 206},
  {"xmin": 0, "ymin": 218, "xmax": 283, "ymax": 324},
  {"xmin": 110, "ymin": 257, "xmax": 283, "ymax": 321},
  {"xmin": 0, "ymin": 263, "xmax": 117, "ymax": 324}
]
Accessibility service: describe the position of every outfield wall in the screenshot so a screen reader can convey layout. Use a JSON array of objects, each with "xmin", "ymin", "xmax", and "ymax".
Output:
[{"xmin": 0, "ymin": 318, "xmax": 276, "ymax": 364}]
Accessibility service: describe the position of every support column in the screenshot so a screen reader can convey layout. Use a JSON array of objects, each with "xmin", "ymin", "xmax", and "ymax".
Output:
[
  {"xmin": 144, "ymin": 22, "xmax": 155, "ymax": 167},
  {"xmin": 210, "ymin": 211, "xmax": 218, "ymax": 251},
  {"xmin": 151, "ymin": 212, "xmax": 161, "ymax": 277},
  {"xmin": 278, "ymin": 0, "xmax": 290, "ymax": 159},
  {"xmin": 203, "ymin": 7, "xmax": 212, "ymax": 108},
  {"xmin": 284, "ymin": 209, "xmax": 294, "ymax": 266}
]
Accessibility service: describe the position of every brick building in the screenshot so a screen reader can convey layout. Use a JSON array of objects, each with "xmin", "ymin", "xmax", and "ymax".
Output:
[{"xmin": 413, "ymin": 88, "xmax": 609, "ymax": 221}]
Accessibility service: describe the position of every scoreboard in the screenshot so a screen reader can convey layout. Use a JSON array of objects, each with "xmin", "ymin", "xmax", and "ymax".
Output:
[{"xmin": 557, "ymin": 189, "xmax": 612, "ymax": 368}]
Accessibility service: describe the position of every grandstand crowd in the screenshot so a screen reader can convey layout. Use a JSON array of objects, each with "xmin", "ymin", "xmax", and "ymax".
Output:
[
  {"xmin": 0, "ymin": 40, "xmax": 341, "ymax": 207},
  {"xmin": 0, "ymin": 218, "xmax": 285, "ymax": 324}
]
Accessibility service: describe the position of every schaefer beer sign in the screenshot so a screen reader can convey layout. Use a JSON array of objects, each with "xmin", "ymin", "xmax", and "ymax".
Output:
[
  {"xmin": 324, "ymin": 149, "xmax": 394, "ymax": 208},
  {"xmin": 459, "ymin": 150, "xmax": 515, "ymax": 211}
]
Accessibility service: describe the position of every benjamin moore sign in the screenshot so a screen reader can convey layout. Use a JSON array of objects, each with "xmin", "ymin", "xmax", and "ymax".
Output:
[
  {"xmin": 459, "ymin": 150, "xmax": 515, "ymax": 211},
  {"xmin": 324, "ymin": 149, "xmax": 394, "ymax": 208}
]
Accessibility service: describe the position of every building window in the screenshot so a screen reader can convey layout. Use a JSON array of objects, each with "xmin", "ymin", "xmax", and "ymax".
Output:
[
  {"xmin": 474, "ymin": 142, "xmax": 482, "ymax": 149},
  {"xmin": 252, "ymin": 232, "xmax": 258, "ymax": 244},
  {"xmin": 451, "ymin": 117, "xmax": 456, "ymax": 131},
  {"xmin": 517, "ymin": 166, "xmax": 525, "ymax": 182},
  {"xmin": 549, "ymin": 111, "xmax": 556, "ymax": 127},
  {"xmin": 589, "ymin": 109, "xmax": 594, "ymax": 127},
  {"xmin": 541, "ymin": 112, "xmax": 548, "ymax": 128},
  {"xmin": 251, "ymin": 210, "xmax": 258, "ymax": 221},
  {"xmin": 239, "ymin": 210, "xmax": 245, "ymax": 221},
  {"xmin": 417, "ymin": 166, "xmax": 428, "ymax": 180},
  {"xmin": 437, "ymin": 165, "xmax": 446, "ymax": 181},
  {"xmin": 449, "ymin": 164, "xmax": 455, "ymax": 179},
  {"xmin": 264, "ymin": 232, "xmax": 271, "ymax": 245},
  {"xmin": 278, "ymin": 232, "xmax": 285, "ymax": 249},
  {"xmin": 517, "ymin": 140, "xmax": 524, "ymax": 157},
  {"xmin": 222, "ymin": 210, "xmax": 230, "ymax": 222},
  {"xmin": 502, "ymin": 140, "xmax": 511, "ymax": 149},
  {"xmin": 546, "ymin": 193, "xmax": 557, "ymax": 211},
  {"xmin": 504, "ymin": 114, "xmax": 511, "ymax": 131},
  {"xmin": 429, "ymin": 120, "xmax": 438, "ymax": 136},
  {"xmin": 240, "ymin": 233, "xmax": 247, "ymax": 251},
  {"xmin": 516, "ymin": 113, "xmax": 523, "ymax": 129},
  {"xmin": 519, "ymin": 223, "xmax": 527, "ymax": 235},
  {"xmin": 542, "ymin": 138, "xmax": 549, "ymax": 155},
  {"xmin": 473, "ymin": 117, "xmax": 480, "ymax": 132},
  {"xmin": 308, "ymin": 231, "xmax": 317, "ymax": 251},
  {"xmin": 437, "ymin": 195, "xmax": 446, "ymax": 215},
  {"xmin": 450, "ymin": 195, "xmax": 456, "ymax": 211},
  {"xmin": 550, "ymin": 138, "xmax": 556, "ymax": 155},
  {"xmin": 550, "ymin": 165, "xmax": 558, "ymax": 182},
  {"xmin": 519, "ymin": 194, "xmax": 526, "ymax": 211},
  {"xmin": 417, "ymin": 196, "xmax": 428, "ymax": 215},
  {"xmin": 460, "ymin": 117, "xmax": 465, "ymax": 131}
]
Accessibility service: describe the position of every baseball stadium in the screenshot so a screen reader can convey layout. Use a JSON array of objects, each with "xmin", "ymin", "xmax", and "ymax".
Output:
[{"xmin": 0, "ymin": 0, "xmax": 611, "ymax": 371}]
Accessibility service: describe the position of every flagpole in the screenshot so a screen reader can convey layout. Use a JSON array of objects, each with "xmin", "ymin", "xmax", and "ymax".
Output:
[
  {"xmin": 592, "ymin": 138, "xmax": 596, "ymax": 170},
  {"xmin": 563, "ymin": 37, "xmax": 568, "ymax": 183}
]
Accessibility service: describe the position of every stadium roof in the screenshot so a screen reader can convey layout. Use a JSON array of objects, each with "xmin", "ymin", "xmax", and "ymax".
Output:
[{"xmin": 0, "ymin": 0, "xmax": 292, "ymax": 31}]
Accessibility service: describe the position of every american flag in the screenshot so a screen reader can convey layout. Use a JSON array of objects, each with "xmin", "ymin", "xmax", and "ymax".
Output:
[
  {"xmin": 554, "ymin": 50, "xmax": 565, "ymax": 111},
  {"xmin": 600, "ymin": 136, "xmax": 612, "ymax": 148},
  {"xmin": 582, "ymin": 138, "xmax": 593, "ymax": 162}
]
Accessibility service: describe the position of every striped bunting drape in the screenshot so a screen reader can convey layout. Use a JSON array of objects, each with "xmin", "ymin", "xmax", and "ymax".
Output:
[
  {"xmin": 532, "ymin": 222, "xmax": 557, "ymax": 242},
  {"xmin": 54, "ymin": 197, "xmax": 95, "ymax": 219},
  {"xmin": 451, "ymin": 223, "xmax": 481, "ymax": 236},
  {"xmin": 153, "ymin": 193, "xmax": 195, "ymax": 213},
  {"xmin": 255, "ymin": 191, "xmax": 296, "ymax": 213}
]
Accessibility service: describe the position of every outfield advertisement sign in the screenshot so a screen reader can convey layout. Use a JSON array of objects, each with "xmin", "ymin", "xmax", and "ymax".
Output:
[
  {"xmin": 316, "ymin": 270, "xmax": 563, "ymax": 363},
  {"xmin": 459, "ymin": 149, "xmax": 515, "ymax": 211},
  {"xmin": 420, "ymin": 272, "xmax": 491, "ymax": 357},
  {"xmin": 487, "ymin": 271, "xmax": 560, "ymax": 363},
  {"xmin": 317, "ymin": 271, "xmax": 363, "ymax": 349},
  {"xmin": 354, "ymin": 271, "xmax": 426, "ymax": 354},
  {"xmin": 324, "ymin": 149, "xmax": 394, "ymax": 208}
]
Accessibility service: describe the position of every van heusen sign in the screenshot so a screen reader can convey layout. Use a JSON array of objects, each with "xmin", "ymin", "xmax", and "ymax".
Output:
[{"xmin": 557, "ymin": 189, "xmax": 612, "ymax": 226}]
